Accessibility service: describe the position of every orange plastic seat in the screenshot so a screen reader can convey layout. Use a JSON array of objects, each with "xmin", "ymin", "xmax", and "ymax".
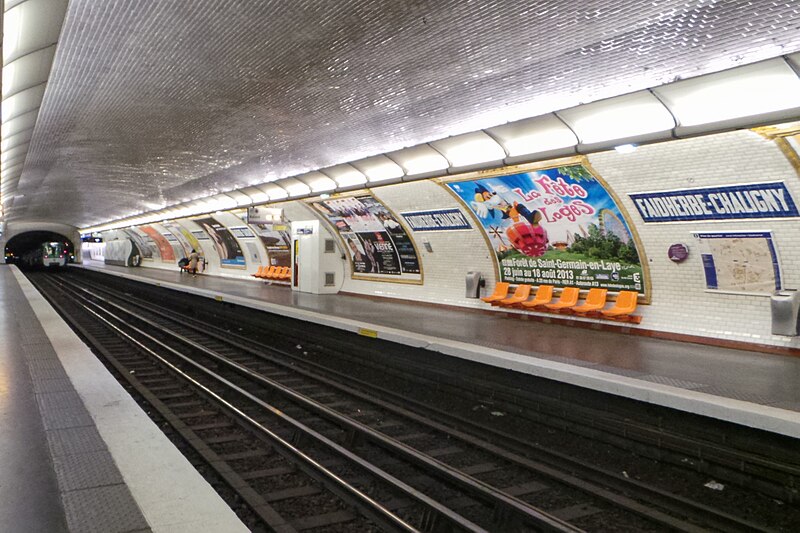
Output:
[
  {"xmin": 261, "ymin": 265, "xmax": 277, "ymax": 279},
  {"xmin": 496, "ymin": 284, "xmax": 532, "ymax": 307},
  {"xmin": 252, "ymin": 266, "xmax": 265, "ymax": 278},
  {"xmin": 481, "ymin": 282, "xmax": 510, "ymax": 303},
  {"xmin": 544, "ymin": 287, "xmax": 580, "ymax": 311},
  {"xmin": 601, "ymin": 290, "xmax": 639, "ymax": 319},
  {"xmin": 520, "ymin": 285, "xmax": 554, "ymax": 309},
  {"xmin": 279, "ymin": 266, "xmax": 291, "ymax": 280},
  {"xmin": 571, "ymin": 288, "xmax": 608, "ymax": 314}
]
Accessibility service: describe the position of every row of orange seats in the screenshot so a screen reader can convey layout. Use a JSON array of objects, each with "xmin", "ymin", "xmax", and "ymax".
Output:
[
  {"xmin": 482, "ymin": 283, "xmax": 640, "ymax": 322},
  {"xmin": 253, "ymin": 265, "xmax": 291, "ymax": 280}
]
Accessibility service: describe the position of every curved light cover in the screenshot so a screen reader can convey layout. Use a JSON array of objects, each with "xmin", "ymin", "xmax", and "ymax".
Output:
[
  {"xmin": 278, "ymin": 177, "xmax": 311, "ymax": 197},
  {"xmin": 296, "ymin": 171, "xmax": 337, "ymax": 193},
  {"xmin": 1, "ymin": 128, "xmax": 34, "ymax": 151},
  {"xmin": 257, "ymin": 183, "xmax": 289, "ymax": 201},
  {"xmin": 487, "ymin": 114, "xmax": 578, "ymax": 160},
  {"xmin": 2, "ymin": 109, "xmax": 38, "ymax": 136},
  {"xmin": 1, "ymin": 143, "xmax": 29, "ymax": 163},
  {"xmin": 2, "ymin": 46, "xmax": 54, "ymax": 98},
  {"xmin": 654, "ymin": 59, "xmax": 800, "ymax": 130},
  {"xmin": 1, "ymin": 162, "xmax": 24, "ymax": 176},
  {"xmin": 351, "ymin": 154, "xmax": 404, "ymax": 183},
  {"xmin": 322, "ymin": 164, "xmax": 367, "ymax": 188},
  {"xmin": 388, "ymin": 144, "xmax": 449, "ymax": 178},
  {"xmin": 225, "ymin": 190, "xmax": 252, "ymax": 206},
  {"xmin": 209, "ymin": 194, "xmax": 238, "ymax": 211},
  {"xmin": 558, "ymin": 91, "xmax": 675, "ymax": 146},
  {"xmin": 430, "ymin": 131, "xmax": 506, "ymax": 169},
  {"xmin": 4, "ymin": 0, "xmax": 62, "ymax": 61},
  {"xmin": 239, "ymin": 186, "xmax": 270, "ymax": 204}
]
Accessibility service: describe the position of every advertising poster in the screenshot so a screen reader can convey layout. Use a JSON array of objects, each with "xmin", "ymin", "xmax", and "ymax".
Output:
[
  {"xmin": 160, "ymin": 230, "xmax": 187, "ymax": 257},
  {"xmin": 755, "ymin": 122, "xmax": 800, "ymax": 170},
  {"xmin": 194, "ymin": 217, "xmax": 246, "ymax": 267},
  {"xmin": 141, "ymin": 226, "xmax": 176, "ymax": 262},
  {"xmin": 447, "ymin": 163, "xmax": 645, "ymax": 293},
  {"xmin": 252, "ymin": 222, "xmax": 292, "ymax": 266},
  {"xmin": 694, "ymin": 231, "xmax": 781, "ymax": 293},
  {"xmin": 123, "ymin": 229, "xmax": 156, "ymax": 260},
  {"xmin": 162, "ymin": 223, "xmax": 198, "ymax": 258},
  {"xmin": 229, "ymin": 225, "xmax": 256, "ymax": 239},
  {"xmin": 312, "ymin": 194, "xmax": 421, "ymax": 280}
]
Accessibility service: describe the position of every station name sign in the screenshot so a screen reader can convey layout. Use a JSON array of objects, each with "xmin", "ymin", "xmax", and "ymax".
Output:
[
  {"xmin": 629, "ymin": 182, "xmax": 799, "ymax": 222},
  {"xmin": 401, "ymin": 208, "xmax": 472, "ymax": 231}
]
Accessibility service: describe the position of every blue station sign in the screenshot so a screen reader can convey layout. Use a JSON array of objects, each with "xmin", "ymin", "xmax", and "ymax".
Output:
[{"xmin": 629, "ymin": 182, "xmax": 799, "ymax": 222}]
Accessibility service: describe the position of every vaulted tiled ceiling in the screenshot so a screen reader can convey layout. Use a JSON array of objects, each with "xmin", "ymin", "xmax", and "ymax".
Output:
[{"xmin": 5, "ymin": 0, "xmax": 800, "ymax": 228}]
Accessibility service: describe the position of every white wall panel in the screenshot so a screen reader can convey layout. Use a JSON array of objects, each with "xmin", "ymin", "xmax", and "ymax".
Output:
[
  {"xmin": 588, "ymin": 129, "xmax": 800, "ymax": 348},
  {"xmin": 325, "ymin": 181, "xmax": 496, "ymax": 307}
]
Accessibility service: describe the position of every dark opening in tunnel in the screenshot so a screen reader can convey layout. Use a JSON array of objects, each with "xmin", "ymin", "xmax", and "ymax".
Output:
[{"xmin": 4, "ymin": 231, "xmax": 76, "ymax": 264}]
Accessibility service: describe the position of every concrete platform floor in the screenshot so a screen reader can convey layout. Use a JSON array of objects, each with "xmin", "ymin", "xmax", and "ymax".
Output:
[{"xmin": 0, "ymin": 264, "xmax": 248, "ymax": 533}]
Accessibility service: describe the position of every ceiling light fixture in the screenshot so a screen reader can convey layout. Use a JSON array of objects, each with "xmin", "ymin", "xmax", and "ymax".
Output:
[{"xmin": 614, "ymin": 144, "xmax": 637, "ymax": 154}]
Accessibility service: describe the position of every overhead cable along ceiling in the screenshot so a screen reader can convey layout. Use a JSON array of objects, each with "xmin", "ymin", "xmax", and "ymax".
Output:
[
  {"xmin": 1, "ymin": 0, "xmax": 68, "ymax": 216},
  {"xmin": 8, "ymin": 0, "xmax": 800, "ymax": 229}
]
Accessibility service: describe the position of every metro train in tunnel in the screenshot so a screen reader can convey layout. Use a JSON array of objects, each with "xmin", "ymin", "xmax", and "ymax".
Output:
[{"xmin": 19, "ymin": 242, "xmax": 69, "ymax": 268}]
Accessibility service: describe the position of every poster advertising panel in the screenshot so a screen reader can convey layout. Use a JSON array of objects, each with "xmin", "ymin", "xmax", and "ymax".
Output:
[
  {"xmin": 162, "ymin": 222, "xmax": 197, "ymax": 257},
  {"xmin": 251, "ymin": 221, "xmax": 292, "ymax": 266},
  {"xmin": 312, "ymin": 194, "xmax": 421, "ymax": 281},
  {"xmin": 160, "ymin": 229, "xmax": 187, "ymax": 258},
  {"xmin": 141, "ymin": 226, "xmax": 176, "ymax": 262},
  {"xmin": 194, "ymin": 217, "xmax": 246, "ymax": 267},
  {"xmin": 693, "ymin": 231, "xmax": 781, "ymax": 293},
  {"xmin": 446, "ymin": 162, "xmax": 646, "ymax": 294},
  {"xmin": 123, "ymin": 229, "xmax": 156, "ymax": 260},
  {"xmin": 754, "ymin": 122, "xmax": 800, "ymax": 172}
]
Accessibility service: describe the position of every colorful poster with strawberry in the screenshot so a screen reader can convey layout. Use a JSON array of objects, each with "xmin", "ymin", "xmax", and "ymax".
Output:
[{"xmin": 447, "ymin": 163, "xmax": 646, "ymax": 294}]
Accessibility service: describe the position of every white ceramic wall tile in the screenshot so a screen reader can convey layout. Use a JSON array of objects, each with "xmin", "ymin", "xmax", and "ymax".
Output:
[
  {"xmin": 315, "ymin": 130, "xmax": 800, "ymax": 349},
  {"xmin": 588, "ymin": 129, "xmax": 800, "ymax": 348},
  {"xmin": 127, "ymin": 129, "xmax": 800, "ymax": 349}
]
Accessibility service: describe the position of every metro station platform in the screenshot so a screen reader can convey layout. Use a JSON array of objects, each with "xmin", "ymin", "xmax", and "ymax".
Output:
[
  {"xmin": 76, "ymin": 260, "xmax": 800, "ymax": 440},
  {"xmin": 0, "ymin": 264, "xmax": 248, "ymax": 533}
]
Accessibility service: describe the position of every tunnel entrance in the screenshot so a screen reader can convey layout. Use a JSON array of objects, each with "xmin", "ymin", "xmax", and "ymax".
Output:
[{"xmin": 4, "ymin": 231, "xmax": 76, "ymax": 265}]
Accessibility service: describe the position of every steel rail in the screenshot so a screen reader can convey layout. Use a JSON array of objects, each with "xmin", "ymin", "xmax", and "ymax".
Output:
[
  {"xmin": 35, "ymin": 275, "xmax": 424, "ymax": 533},
  {"xmin": 45, "ymin": 276, "xmax": 516, "ymax": 533},
  {"xmin": 65, "ymin": 273, "xmax": 778, "ymax": 532},
  {"xmin": 57, "ymin": 274, "xmax": 581, "ymax": 533}
]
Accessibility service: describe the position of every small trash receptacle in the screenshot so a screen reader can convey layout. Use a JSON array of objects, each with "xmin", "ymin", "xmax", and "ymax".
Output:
[
  {"xmin": 770, "ymin": 289, "xmax": 800, "ymax": 336},
  {"xmin": 465, "ymin": 271, "xmax": 484, "ymax": 298}
]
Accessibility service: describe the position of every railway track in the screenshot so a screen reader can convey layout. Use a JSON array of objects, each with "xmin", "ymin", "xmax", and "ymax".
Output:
[{"xmin": 28, "ymin": 269, "xmax": 790, "ymax": 531}]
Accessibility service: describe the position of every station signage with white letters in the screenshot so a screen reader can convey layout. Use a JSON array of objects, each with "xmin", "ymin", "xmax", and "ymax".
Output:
[
  {"xmin": 629, "ymin": 182, "xmax": 799, "ymax": 223},
  {"xmin": 400, "ymin": 208, "xmax": 472, "ymax": 231}
]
